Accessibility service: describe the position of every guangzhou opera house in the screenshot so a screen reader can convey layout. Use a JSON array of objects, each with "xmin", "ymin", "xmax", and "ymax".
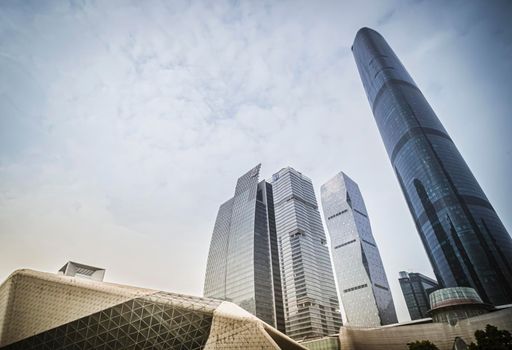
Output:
[{"xmin": 0, "ymin": 265, "xmax": 305, "ymax": 350}]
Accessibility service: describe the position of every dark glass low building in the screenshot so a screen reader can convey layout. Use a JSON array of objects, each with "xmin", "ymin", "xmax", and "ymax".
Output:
[
  {"xmin": 398, "ymin": 271, "xmax": 439, "ymax": 320},
  {"xmin": 352, "ymin": 27, "xmax": 512, "ymax": 306}
]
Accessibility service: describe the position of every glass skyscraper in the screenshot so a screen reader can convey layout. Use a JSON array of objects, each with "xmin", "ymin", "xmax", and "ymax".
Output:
[
  {"xmin": 321, "ymin": 172, "xmax": 398, "ymax": 327},
  {"xmin": 204, "ymin": 164, "xmax": 285, "ymax": 332},
  {"xmin": 398, "ymin": 271, "xmax": 439, "ymax": 320},
  {"xmin": 272, "ymin": 167, "xmax": 342, "ymax": 339},
  {"xmin": 352, "ymin": 27, "xmax": 512, "ymax": 306}
]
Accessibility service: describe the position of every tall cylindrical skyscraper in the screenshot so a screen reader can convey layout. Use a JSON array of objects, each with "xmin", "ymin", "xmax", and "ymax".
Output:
[{"xmin": 352, "ymin": 27, "xmax": 512, "ymax": 306}]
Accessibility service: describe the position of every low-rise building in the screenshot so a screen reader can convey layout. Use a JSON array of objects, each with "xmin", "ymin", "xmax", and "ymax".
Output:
[
  {"xmin": 428, "ymin": 287, "xmax": 492, "ymax": 325},
  {"xmin": 0, "ymin": 267, "xmax": 306, "ymax": 349},
  {"xmin": 301, "ymin": 335, "xmax": 340, "ymax": 350},
  {"xmin": 338, "ymin": 304, "xmax": 511, "ymax": 350}
]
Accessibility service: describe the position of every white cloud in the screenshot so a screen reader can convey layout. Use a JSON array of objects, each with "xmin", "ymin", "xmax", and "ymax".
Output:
[{"xmin": 1, "ymin": 0, "xmax": 511, "ymax": 322}]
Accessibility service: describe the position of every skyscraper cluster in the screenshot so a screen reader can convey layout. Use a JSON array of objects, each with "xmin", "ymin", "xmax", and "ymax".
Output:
[
  {"xmin": 204, "ymin": 26, "xmax": 512, "ymax": 341},
  {"xmin": 204, "ymin": 164, "xmax": 400, "ymax": 338},
  {"xmin": 204, "ymin": 165, "xmax": 344, "ymax": 339}
]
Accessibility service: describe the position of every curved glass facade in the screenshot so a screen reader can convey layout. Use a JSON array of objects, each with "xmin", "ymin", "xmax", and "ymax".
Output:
[
  {"xmin": 429, "ymin": 287, "xmax": 483, "ymax": 310},
  {"xmin": 428, "ymin": 287, "xmax": 489, "ymax": 324},
  {"xmin": 352, "ymin": 27, "xmax": 512, "ymax": 306}
]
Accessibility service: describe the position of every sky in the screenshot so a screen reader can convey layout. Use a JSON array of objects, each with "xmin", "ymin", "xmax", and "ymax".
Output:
[{"xmin": 1, "ymin": 0, "xmax": 511, "ymax": 323}]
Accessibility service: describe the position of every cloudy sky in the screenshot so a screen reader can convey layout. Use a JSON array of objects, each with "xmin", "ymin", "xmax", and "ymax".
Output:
[{"xmin": 1, "ymin": 0, "xmax": 511, "ymax": 322}]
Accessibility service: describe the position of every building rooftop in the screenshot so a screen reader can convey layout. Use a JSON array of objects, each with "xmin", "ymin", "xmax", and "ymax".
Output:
[
  {"xmin": 0, "ymin": 268, "xmax": 306, "ymax": 349},
  {"xmin": 58, "ymin": 261, "xmax": 106, "ymax": 281}
]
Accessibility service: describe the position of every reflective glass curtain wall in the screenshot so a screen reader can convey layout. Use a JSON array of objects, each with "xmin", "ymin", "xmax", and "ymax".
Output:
[
  {"xmin": 272, "ymin": 167, "xmax": 342, "ymax": 340},
  {"xmin": 398, "ymin": 271, "xmax": 439, "ymax": 320},
  {"xmin": 321, "ymin": 172, "xmax": 398, "ymax": 326},
  {"xmin": 204, "ymin": 164, "xmax": 285, "ymax": 332},
  {"xmin": 352, "ymin": 28, "xmax": 512, "ymax": 305}
]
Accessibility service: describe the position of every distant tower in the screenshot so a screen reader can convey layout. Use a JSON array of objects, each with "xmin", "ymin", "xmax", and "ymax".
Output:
[
  {"xmin": 352, "ymin": 27, "xmax": 512, "ymax": 305},
  {"xmin": 398, "ymin": 271, "xmax": 439, "ymax": 320},
  {"xmin": 321, "ymin": 172, "xmax": 398, "ymax": 326},
  {"xmin": 272, "ymin": 167, "xmax": 342, "ymax": 339},
  {"xmin": 204, "ymin": 164, "xmax": 285, "ymax": 332}
]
